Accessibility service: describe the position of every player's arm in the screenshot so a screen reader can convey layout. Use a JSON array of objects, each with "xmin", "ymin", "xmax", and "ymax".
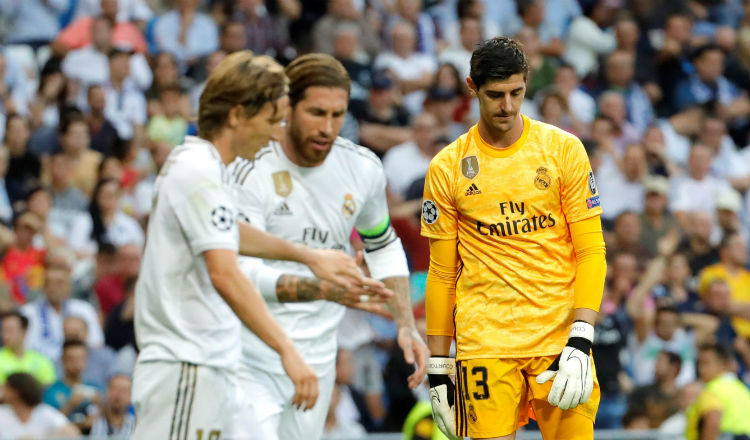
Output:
[
  {"xmin": 238, "ymin": 221, "xmax": 363, "ymax": 289},
  {"xmin": 537, "ymin": 215, "xmax": 606, "ymax": 410},
  {"xmin": 204, "ymin": 249, "xmax": 318, "ymax": 410},
  {"xmin": 238, "ymin": 257, "xmax": 392, "ymax": 305}
]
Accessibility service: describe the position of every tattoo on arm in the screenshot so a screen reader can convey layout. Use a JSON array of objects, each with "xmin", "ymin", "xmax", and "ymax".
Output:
[
  {"xmin": 384, "ymin": 276, "xmax": 414, "ymax": 329},
  {"xmin": 275, "ymin": 274, "xmax": 346, "ymax": 303}
]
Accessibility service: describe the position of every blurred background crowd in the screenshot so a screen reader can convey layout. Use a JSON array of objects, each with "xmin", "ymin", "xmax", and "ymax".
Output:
[{"xmin": 0, "ymin": 0, "xmax": 749, "ymax": 438}]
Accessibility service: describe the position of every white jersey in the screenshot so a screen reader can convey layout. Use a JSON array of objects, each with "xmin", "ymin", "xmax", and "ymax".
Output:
[
  {"xmin": 230, "ymin": 137, "xmax": 391, "ymax": 375},
  {"xmin": 135, "ymin": 136, "xmax": 241, "ymax": 370}
]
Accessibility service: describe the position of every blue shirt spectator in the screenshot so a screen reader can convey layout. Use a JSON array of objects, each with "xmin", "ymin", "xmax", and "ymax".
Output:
[
  {"xmin": 152, "ymin": 0, "xmax": 219, "ymax": 71},
  {"xmin": 0, "ymin": 0, "xmax": 67, "ymax": 45}
]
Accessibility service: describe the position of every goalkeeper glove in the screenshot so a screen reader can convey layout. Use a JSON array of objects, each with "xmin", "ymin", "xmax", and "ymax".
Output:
[
  {"xmin": 535, "ymin": 320, "xmax": 594, "ymax": 410},
  {"xmin": 428, "ymin": 356, "xmax": 460, "ymax": 440}
]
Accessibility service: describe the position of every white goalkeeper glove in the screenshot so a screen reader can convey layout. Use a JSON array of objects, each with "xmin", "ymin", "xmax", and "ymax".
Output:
[
  {"xmin": 535, "ymin": 321, "xmax": 594, "ymax": 410},
  {"xmin": 427, "ymin": 356, "xmax": 460, "ymax": 440}
]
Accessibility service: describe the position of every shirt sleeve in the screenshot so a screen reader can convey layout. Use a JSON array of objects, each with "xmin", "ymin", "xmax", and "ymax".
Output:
[
  {"xmin": 421, "ymin": 154, "xmax": 458, "ymax": 239},
  {"xmin": 170, "ymin": 171, "xmax": 239, "ymax": 256},
  {"xmin": 561, "ymin": 136, "xmax": 603, "ymax": 223},
  {"xmin": 354, "ymin": 163, "xmax": 390, "ymax": 236}
]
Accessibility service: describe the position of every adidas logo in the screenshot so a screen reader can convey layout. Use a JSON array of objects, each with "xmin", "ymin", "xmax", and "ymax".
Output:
[
  {"xmin": 465, "ymin": 183, "xmax": 482, "ymax": 196},
  {"xmin": 273, "ymin": 202, "xmax": 293, "ymax": 216}
]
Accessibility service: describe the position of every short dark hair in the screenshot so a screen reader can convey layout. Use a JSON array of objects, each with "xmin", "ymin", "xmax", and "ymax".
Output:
[
  {"xmin": 656, "ymin": 304, "xmax": 680, "ymax": 317},
  {"xmin": 719, "ymin": 232, "xmax": 741, "ymax": 251},
  {"xmin": 58, "ymin": 110, "xmax": 86, "ymax": 136},
  {"xmin": 1, "ymin": 310, "xmax": 29, "ymax": 330},
  {"xmin": 6, "ymin": 373, "xmax": 43, "ymax": 407},
  {"xmin": 691, "ymin": 43, "xmax": 723, "ymax": 62},
  {"xmin": 470, "ymin": 37, "xmax": 528, "ymax": 89},
  {"xmin": 284, "ymin": 53, "xmax": 350, "ymax": 107},
  {"xmin": 661, "ymin": 350, "xmax": 683, "ymax": 371},
  {"xmin": 699, "ymin": 342, "xmax": 733, "ymax": 363}
]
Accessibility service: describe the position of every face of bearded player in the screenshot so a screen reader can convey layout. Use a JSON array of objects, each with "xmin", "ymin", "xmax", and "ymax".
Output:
[{"xmin": 287, "ymin": 86, "xmax": 349, "ymax": 167}]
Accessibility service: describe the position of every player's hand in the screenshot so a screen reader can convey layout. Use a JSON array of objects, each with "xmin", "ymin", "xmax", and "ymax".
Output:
[
  {"xmin": 399, "ymin": 326, "xmax": 430, "ymax": 389},
  {"xmin": 321, "ymin": 277, "xmax": 393, "ymax": 306},
  {"xmin": 280, "ymin": 346, "xmax": 319, "ymax": 411},
  {"xmin": 428, "ymin": 356, "xmax": 460, "ymax": 440},
  {"xmin": 305, "ymin": 249, "xmax": 363, "ymax": 289},
  {"xmin": 536, "ymin": 321, "xmax": 594, "ymax": 410}
]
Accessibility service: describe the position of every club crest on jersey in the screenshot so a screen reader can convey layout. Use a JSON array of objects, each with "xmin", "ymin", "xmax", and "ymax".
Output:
[
  {"xmin": 422, "ymin": 200, "xmax": 439, "ymax": 224},
  {"xmin": 588, "ymin": 170, "xmax": 598, "ymax": 195},
  {"xmin": 468, "ymin": 404, "xmax": 478, "ymax": 424},
  {"xmin": 211, "ymin": 206, "xmax": 234, "ymax": 231},
  {"xmin": 534, "ymin": 167, "xmax": 551, "ymax": 190},
  {"xmin": 461, "ymin": 156, "xmax": 479, "ymax": 179},
  {"xmin": 342, "ymin": 194, "xmax": 357, "ymax": 218},
  {"xmin": 273, "ymin": 171, "xmax": 292, "ymax": 197}
]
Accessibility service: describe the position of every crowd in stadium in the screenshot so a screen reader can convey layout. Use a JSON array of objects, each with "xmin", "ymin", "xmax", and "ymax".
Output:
[{"xmin": 0, "ymin": 0, "xmax": 749, "ymax": 438}]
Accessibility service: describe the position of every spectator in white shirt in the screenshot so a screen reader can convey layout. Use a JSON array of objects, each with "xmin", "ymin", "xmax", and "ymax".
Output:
[
  {"xmin": 698, "ymin": 116, "xmax": 750, "ymax": 192},
  {"xmin": 102, "ymin": 48, "xmax": 147, "ymax": 142},
  {"xmin": 62, "ymin": 17, "xmax": 152, "ymax": 101},
  {"xmin": 563, "ymin": 0, "xmax": 616, "ymax": 78},
  {"xmin": 383, "ymin": 112, "xmax": 438, "ymax": 198},
  {"xmin": 68, "ymin": 178, "xmax": 144, "ymax": 257},
  {"xmin": 20, "ymin": 247, "xmax": 105, "ymax": 361},
  {"xmin": 438, "ymin": 17, "xmax": 482, "ymax": 81},
  {"xmin": 670, "ymin": 144, "xmax": 732, "ymax": 228},
  {"xmin": 551, "ymin": 63, "xmax": 596, "ymax": 124},
  {"xmin": 89, "ymin": 374, "xmax": 135, "ymax": 439},
  {"xmin": 0, "ymin": 373, "xmax": 79, "ymax": 439},
  {"xmin": 596, "ymin": 143, "xmax": 648, "ymax": 222},
  {"xmin": 374, "ymin": 21, "xmax": 437, "ymax": 116}
]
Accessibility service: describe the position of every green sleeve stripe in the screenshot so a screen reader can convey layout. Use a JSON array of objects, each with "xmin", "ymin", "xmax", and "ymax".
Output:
[{"xmin": 356, "ymin": 215, "xmax": 391, "ymax": 238}]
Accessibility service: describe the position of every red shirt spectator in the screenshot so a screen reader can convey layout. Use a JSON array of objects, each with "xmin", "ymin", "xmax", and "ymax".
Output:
[{"xmin": 57, "ymin": 17, "xmax": 147, "ymax": 53}]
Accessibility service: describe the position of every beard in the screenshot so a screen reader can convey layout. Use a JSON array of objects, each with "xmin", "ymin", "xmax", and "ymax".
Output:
[{"xmin": 288, "ymin": 121, "xmax": 334, "ymax": 166}]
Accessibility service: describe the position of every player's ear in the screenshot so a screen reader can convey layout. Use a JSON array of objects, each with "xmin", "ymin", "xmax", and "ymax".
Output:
[
  {"xmin": 227, "ymin": 104, "xmax": 244, "ymax": 129},
  {"xmin": 466, "ymin": 77, "xmax": 478, "ymax": 98}
]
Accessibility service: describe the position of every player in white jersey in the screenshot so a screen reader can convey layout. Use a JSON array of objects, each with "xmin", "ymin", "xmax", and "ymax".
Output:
[
  {"xmin": 230, "ymin": 54, "xmax": 430, "ymax": 440},
  {"xmin": 132, "ymin": 52, "xmax": 387, "ymax": 440}
]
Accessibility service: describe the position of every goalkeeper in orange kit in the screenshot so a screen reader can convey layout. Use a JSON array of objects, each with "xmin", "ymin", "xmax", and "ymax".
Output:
[{"xmin": 421, "ymin": 37, "xmax": 606, "ymax": 440}]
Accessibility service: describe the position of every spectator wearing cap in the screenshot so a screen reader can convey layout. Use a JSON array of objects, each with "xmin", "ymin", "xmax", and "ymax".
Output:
[
  {"xmin": 1, "ymin": 211, "xmax": 45, "ymax": 305},
  {"xmin": 595, "ymin": 144, "xmax": 647, "ymax": 222},
  {"xmin": 0, "ymin": 311, "xmax": 56, "ymax": 386},
  {"xmin": 670, "ymin": 144, "xmax": 732, "ymax": 228},
  {"xmin": 382, "ymin": 113, "xmax": 438, "ymax": 199},
  {"xmin": 603, "ymin": 50, "xmax": 655, "ymax": 135},
  {"xmin": 20, "ymin": 247, "xmax": 104, "ymax": 361},
  {"xmin": 698, "ymin": 232, "xmax": 750, "ymax": 339},
  {"xmin": 686, "ymin": 343, "xmax": 750, "ymax": 440},
  {"xmin": 374, "ymin": 21, "xmax": 437, "ymax": 116},
  {"xmin": 313, "ymin": 0, "xmax": 380, "ymax": 59},
  {"xmin": 3, "ymin": 114, "xmax": 39, "ymax": 204},
  {"xmin": 54, "ymin": 0, "xmax": 148, "ymax": 54},
  {"xmin": 438, "ymin": 16, "xmax": 482, "ymax": 81},
  {"xmin": 563, "ymin": 0, "xmax": 617, "ymax": 79},
  {"xmin": 674, "ymin": 44, "xmax": 750, "ymax": 126},
  {"xmin": 61, "ymin": 17, "xmax": 152, "ymax": 100},
  {"xmin": 0, "ymin": 0, "xmax": 66, "ymax": 49},
  {"xmin": 0, "ymin": 373, "xmax": 79, "ymax": 438},
  {"xmin": 424, "ymin": 86, "xmax": 464, "ymax": 142},
  {"xmin": 153, "ymin": 0, "xmax": 219, "ymax": 72},
  {"xmin": 639, "ymin": 175, "xmax": 678, "ymax": 257},
  {"xmin": 349, "ymin": 71, "xmax": 412, "ymax": 155},
  {"xmin": 714, "ymin": 189, "xmax": 744, "ymax": 241}
]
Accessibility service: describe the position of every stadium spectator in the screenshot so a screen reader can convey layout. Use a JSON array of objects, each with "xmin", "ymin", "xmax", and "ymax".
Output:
[
  {"xmin": 0, "ymin": 146, "xmax": 11, "ymax": 225},
  {"xmin": 0, "ymin": 372, "xmax": 79, "ymax": 438},
  {"xmin": 563, "ymin": 0, "xmax": 616, "ymax": 78},
  {"xmin": 68, "ymin": 0, "xmax": 152, "ymax": 26},
  {"xmin": 514, "ymin": 26, "xmax": 558, "ymax": 100},
  {"xmin": 670, "ymin": 144, "xmax": 732, "ymax": 227},
  {"xmin": 655, "ymin": 12, "xmax": 696, "ymax": 115},
  {"xmin": 627, "ymin": 351, "xmax": 682, "ymax": 429},
  {"xmin": 56, "ymin": 316, "xmax": 116, "ymax": 389},
  {"xmin": 424, "ymin": 86, "xmax": 465, "ymax": 142},
  {"xmin": 638, "ymin": 175, "xmax": 678, "ymax": 256},
  {"xmin": 313, "ymin": 0, "xmax": 380, "ymax": 58},
  {"xmin": 438, "ymin": 17, "xmax": 481, "ymax": 81},
  {"xmin": 50, "ymin": 112, "xmax": 101, "ymax": 200},
  {"xmin": 552, "ymin": 63, "xmax": 596, "ymax": 124},
  {"xmin": 514, "ymin": 0, "xmax": 566, "ymax": 57},
  {"xmin": 651, "ymin": 251, "xmax": 701, "ymax": 314},
  {"xmin": 0, "ymin": 53, "xmax": 31, "ymax": 123},
  {"xmin": 217, "ymin": 20, "xmax": 246, "ymax": 55},
  {"xmin": 597, "ymin": 144, "xmax": 648, "ymax": 223},
  {"xmin": 698, "ymin": 233, "xmax": 750, "ymax": 338},
  {"xmin": 46, "ymin": 153, "xmax": 88, "ymax": 236},
  {"xmin": 385, "ymin": 0, "xmax": 438, "ymax": 56},
  {"xmin": 94, "ymin": 243, "xmax": 140, "ymax": 317},
  {"xmin": 382, "ymin": 112, "xmax": 439, "ymax": 201},
  {"xmin": 152, "ymin": 0, "xmax": 219, "ymax": 72},
  {"xmin": 43, "ymin": 339, "xmax": 101, "ymax": 431},
  {"xmin": 0, "ymin": 0, "xmax": 66, "ymax": 48},
  {"xmin": 28, "ymin": 58, "xmax": 68, "ymax": 131},
  {"xmin": 67, "ymin": 178, "xmax": 143, "ymax": 257},
  {"xmin": 349, "ymin": 71, "xmax": 412, "ymax": 154},
  {"xmin": 538, "ymin": 89, "xmax": 585, "ymax": 136},
  {"xmin": 697, "ymin": 279, "xmax": 750, "ymax": 367},
  {"xmin": 0, "ymin": 310, "xmax": 56, "ymax": 386},
  {"xmin": 715, "ymin": 189, "xmax": 745, "ymax": 241},
  {"xmin": 146, "ymin": 84, "xmax": 188, "ymax": 148},
  {"xmin": 25, "ymin": 186, "xmax": 66, "ymax": 249},
  {"xmin": 1, "ymin": 211, "xmax": 45, "ymax": 305},
  {"xmin": 603, "ymin": 50, "xmax": 655, "ymax": 135},
  {"xmin": 677, "ymin": 211, "xmax": 721, "ymax": 275},
  {"xmin": 20, "ymin": 247, "xmax": 104, "ymax": 361},
  {"xmin": 374, "ymin": 21, "xmax": 437, "ymax": 116},
  {"xmin": 84, "ymin": 85, "xmax": 120, "ymax": 158},
  {"xmin": 685, "ymin": 343, "xmax": 750, "ymax": 440},
  {"xmin": 100, "ymin": 47, "xmax": 148, "ymax": 143},
  {"xmin": 231, "ymin": 0, "xmax": 293, "ymax": 60},
  {"xmin": 103, "ymin": 277, "xmax": 136, "ymax": 352},
  {"xmin": 598, "ymin": 92, "xmax": 641, "ymax": 154},
  {"xmin": 88, "ymin": 374, "xmax": 135, "ymax": 438},
  {"xmin": 4, "ymin": 114, "xmax": 39, "ymax": 204},
  {"xmin": 55, "ymin": 0, "xmax": 148, "ymax": 54},
  {"xmin": 641, "ymin": 124, "xmax": 681, "ymax": 177}
]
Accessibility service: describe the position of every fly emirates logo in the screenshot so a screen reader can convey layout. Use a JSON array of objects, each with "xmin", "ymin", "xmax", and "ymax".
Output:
[{"xmin": 475, "ymin": 200, "xmax": 557, "ymax": 237}]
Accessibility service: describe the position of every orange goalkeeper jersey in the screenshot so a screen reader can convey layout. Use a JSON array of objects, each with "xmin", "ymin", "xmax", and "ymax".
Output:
[{"xmin": 421, "ymin": 115, "xmax": 603, "ymax": 360}]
